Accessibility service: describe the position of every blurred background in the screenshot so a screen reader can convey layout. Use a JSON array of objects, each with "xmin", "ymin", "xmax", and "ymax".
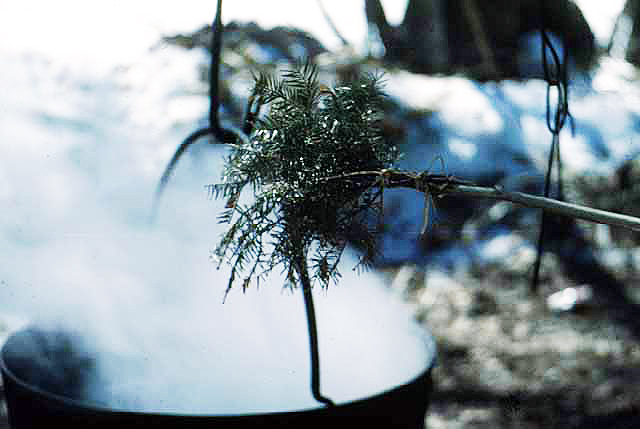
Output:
[{"xmin": 1, "ymin": 0, "xmax": 640, "ymax": 427}]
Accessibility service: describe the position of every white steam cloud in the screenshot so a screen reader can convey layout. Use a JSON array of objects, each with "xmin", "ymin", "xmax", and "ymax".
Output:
[{"xmin": 0, "ymin": 37, "xmax": 433, "ymax": 414}]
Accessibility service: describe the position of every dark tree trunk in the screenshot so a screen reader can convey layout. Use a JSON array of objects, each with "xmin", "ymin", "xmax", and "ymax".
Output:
[
  {"xmin": 365, "ymin": 0, "xmax": 596, "ymax": 79},
  {"xmin": 619, "ymin": 0, "xmax": 640, "ymax": 66},
  {"xmin": 365, "ymin": 0, "xmax": 449, "ymax": 74}
]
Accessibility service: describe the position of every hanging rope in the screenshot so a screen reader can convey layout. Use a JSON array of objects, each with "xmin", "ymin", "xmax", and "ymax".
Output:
[{"xmin": 530, "ymin": 12, "xmax": 574, "ymax": 293}]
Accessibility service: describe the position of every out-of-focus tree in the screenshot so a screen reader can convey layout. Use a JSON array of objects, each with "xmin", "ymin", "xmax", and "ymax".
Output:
[
  {"xmin": 612, "ymin": 0, "xmax": 640, "ymax": 66},
  {"xmin": 365, "ymin": 0, "xmax": 450, "ymax": 73},
  {"xmin": 365, "ymin": 0, "xmax": 597, "ymax": 80}
]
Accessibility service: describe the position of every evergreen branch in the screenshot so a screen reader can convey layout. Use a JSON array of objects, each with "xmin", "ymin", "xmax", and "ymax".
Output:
[
  {"xmin": 213, "ymin": 64, "xmax": 396, "ymax": 295},
  {"xmin": 213, "ymin": 63, "xmax": 640, "ymax": 297}
]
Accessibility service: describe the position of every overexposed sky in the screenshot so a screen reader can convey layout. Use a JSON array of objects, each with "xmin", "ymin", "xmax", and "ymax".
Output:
[
  {"xmin": 574, "ymin": 0, "xmax": 627, "ymax": 45},
  {"xmin": 0, "ymin": 1, "xmax": 398, "ymax": 72},
  {"xmin": 0, "ymin": 0, "xmax": 625, "ymax": 72}
]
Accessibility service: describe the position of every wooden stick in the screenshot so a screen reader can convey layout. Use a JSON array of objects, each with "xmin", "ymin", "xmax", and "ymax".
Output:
[
  {"xmin": 322, "ymin": 169, "xmax": 640, "ymax": 232},
  {"xmin": 445, "ymin": 184, "xmax": 640, "ymax": 232}
]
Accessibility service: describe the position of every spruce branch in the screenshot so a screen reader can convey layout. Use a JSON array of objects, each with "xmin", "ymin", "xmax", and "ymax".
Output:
[
  {"xmin": 213, "ymin": 62, "xmax": 397, "ymax": 295},
  {"xmin": 212, "ymin": 63, "xmax": 397, "ymax": 407},
  {"xmin": 213, "ymin": 63, "xmax": 640, "ymax": 295}
]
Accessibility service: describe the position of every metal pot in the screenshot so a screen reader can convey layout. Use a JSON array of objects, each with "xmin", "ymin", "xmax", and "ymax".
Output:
[{"xmin": 1, "ymin": 326, "xmax": 435, "ymax": 428}]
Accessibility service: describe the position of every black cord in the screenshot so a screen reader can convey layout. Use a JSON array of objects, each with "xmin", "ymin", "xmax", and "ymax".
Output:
[{"xmin": 531, "ymin": 18, "xmax": 571, "ymax": 293}]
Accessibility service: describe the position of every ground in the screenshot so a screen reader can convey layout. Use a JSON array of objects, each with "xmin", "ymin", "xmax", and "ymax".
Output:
[{"xmin": 398, "ymin": 264, "xmax": 640, "ymax": 428}]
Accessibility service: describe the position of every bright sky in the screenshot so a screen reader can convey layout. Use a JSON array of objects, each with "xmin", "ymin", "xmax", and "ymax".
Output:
[
  {"xmin": 0, "ymin": 0, "xmax": 625, "ymax": 72},
  {"xmin": 574, "ymin": 0, "xmax": 627, "ymax": 45}
]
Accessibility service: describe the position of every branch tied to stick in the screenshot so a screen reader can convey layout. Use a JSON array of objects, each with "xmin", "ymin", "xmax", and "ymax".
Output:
[{"xmin": 321, "ymin": 169, "xmax": 640, "ymax": 233}]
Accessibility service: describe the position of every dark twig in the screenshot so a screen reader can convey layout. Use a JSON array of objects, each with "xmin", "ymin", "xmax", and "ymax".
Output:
[
  {"xmin": 151, "ymin": 127, "xmax": 214, "ymax": 217},
  {"xmin": 316, "ymin": 0, "xmax": 349, "ymax": 46},
  {"xmin": 208, "ymin": 0, "xmax": 224, "ymax": 133},
  {"xmin": 152, "ymin": 0, "xmax": 243, "ymax": 220},
  {"xmin": 294, "ymin": 244, "xmax": 335, "ymax": 407}
]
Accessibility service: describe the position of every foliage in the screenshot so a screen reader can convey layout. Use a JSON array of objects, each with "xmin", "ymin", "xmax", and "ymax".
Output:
[{"xmin": 210, "ymin": 62, "xmax": 398, "ymax": 296}]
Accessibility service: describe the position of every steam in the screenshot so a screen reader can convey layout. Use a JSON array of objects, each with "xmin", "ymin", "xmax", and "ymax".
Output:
[
  {"xmin": 1, "ymin": 140, "xmax": 433, "ymax": 413},
  {"xmin": 0, "ymin": 1, "xmax": 435, "ymax": 414},
  {"xmin": 0, "ymin": 64, "xmax": 432, "ymax": 416}
]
